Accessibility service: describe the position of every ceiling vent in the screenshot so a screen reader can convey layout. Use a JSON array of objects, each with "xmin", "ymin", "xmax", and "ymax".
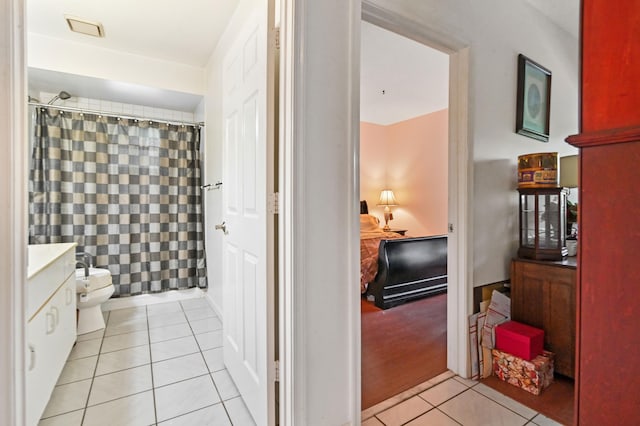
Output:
[{"xmin": 65, "ymin": 15, "xmax": 105, "ymax": 38}]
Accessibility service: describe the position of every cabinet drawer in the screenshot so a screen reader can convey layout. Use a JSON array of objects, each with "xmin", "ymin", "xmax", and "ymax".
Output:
[{"xmin": 27, "ymin": 248, "xmax": 76, "ymax": 320}]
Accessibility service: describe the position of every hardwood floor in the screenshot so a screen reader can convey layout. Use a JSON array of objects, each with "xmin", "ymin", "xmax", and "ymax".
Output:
[
  {"xmin": 361, "ymin": 294, "xmax": 447, "ymax": 409},
  {"xmin": 481, "ymin": 374, "xmax": 574, "ymax": 425},
  {"xmin": 361, "ymin": 293, "xmax": 574, "ymax": 424}
]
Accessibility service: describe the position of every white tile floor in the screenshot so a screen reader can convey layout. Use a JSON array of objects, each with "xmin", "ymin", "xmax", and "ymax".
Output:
[
  {"xmin": 40, "ymin": 297, "xmax": 566, "ymax": 426},
  {"xmin": 38, "ymin": 298, "xmax": 256, "ymax": 426},
  {"xmin": 362, "ymin": 371, "xmax": 565, "ymax": 426}
]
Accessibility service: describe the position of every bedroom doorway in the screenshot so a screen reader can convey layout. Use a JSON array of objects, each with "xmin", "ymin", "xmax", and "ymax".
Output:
[{"xmin": 359, "ymin": 17, "xmax": 461, "ymax": 409}]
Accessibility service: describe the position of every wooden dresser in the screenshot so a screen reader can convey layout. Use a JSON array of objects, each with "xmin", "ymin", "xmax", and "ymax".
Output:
[{"xmin": 510, "ymin": 257, "xmax": 576, "ymax": 378}]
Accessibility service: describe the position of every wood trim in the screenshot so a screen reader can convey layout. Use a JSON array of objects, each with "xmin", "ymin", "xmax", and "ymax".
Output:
[
  {"xmin": 448, "ymin": 46, "xmax": 473, "ymax": 379},
  {"xmin": 281, "ymin": 0, "xmax": 362, "ymax": 423},
  {"xmin": 279, "ymin": 1, "xmax": 303, "ymax": 424},
  {"xmin": 0, "ymin": 0, "xmax": 27, "ymax": 425},
  {"xmin": 363, "ymin": 1, "xmax": 473, "ymax": 378},
  {"xmin": 566, "ymin": 125, "xmax": 640, "ymax": 148}
]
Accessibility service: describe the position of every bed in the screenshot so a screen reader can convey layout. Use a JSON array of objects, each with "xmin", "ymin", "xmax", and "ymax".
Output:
[{"xmin": 360, "ymin": 201, "xmax": 448, "ymax": 309}]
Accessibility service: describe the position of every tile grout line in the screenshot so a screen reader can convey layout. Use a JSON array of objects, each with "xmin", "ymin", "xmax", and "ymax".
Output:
[
  {"xmin": 468, "ymin": 386, "xmax": 539, "ymax": 421},
  {"xmin": 415, "ymin": 382, "xmax": 469, "ymax": 409},
  {"xmin": 182, "ymin": 299, "xmax": 235, "ymax": 425},
  {"xmin": 41, "ymin": 301, "xmax": 222, "ymax": 424},
  {"xmin": 362, "ymin": 372, "xmax": 459, "ymax": 420},
  {"xmin": 80, "ymin": 311, "xmax": 107, "ymax": 424},
  {"xmin": 144, "ymin": 305, "xmax": 159, "ymax": 425},
  {"xmin": 371, "ymin": 377, "xmax": 532, "ymax": 426},
  {"xmin": 434, "ymin": 407, "xmax": 464, "ymax": 426},
  {"xmin": 362, "ymin": 380, "xmax": 442, "ymax": 419}
]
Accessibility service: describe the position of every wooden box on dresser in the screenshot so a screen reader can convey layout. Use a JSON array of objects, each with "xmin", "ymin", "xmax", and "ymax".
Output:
[
  {"xmin": 566, "ymin": 1, "xmax": 640, "ymax": 424},
  {"xmin": 510, "ymin": 258, "xmax": 576, "ymax": 379},
  {"xmin": 26, "ymin": 243, "xmax": 77, "ymax": 426}
]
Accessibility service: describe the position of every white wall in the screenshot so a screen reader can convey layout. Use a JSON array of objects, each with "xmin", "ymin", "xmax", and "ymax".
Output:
[
  {"xmin": 360, "ymin": 110, "xmax": 449, "ymax": 237},
  {"xmin": 362, "ymin": 0, "xmax": 579, "ymax": 286},
  {"xmin": 287, "ymin": 0, "xmax": 577, "ymax": 420},
  {"xmin": 28, "ymin": 33, "xmax": 205, "ymax": 96},
  {"xmin": 34, "ymin": 91, "xmax": 197, "ymax": 122}
]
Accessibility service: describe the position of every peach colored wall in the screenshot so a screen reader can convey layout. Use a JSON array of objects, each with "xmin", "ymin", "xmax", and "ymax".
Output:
[{"xmin": 360, "ymin": 109, "xmax": 448, "ymax": 237}]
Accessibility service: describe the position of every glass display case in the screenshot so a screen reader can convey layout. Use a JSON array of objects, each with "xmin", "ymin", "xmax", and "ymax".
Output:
[{"xmin": 518, "ymin": 187, "xmax": 568, "ymax": 260}]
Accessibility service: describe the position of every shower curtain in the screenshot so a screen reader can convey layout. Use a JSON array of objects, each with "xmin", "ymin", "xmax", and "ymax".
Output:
[{"xmin": 29, "ymin": 107, "xmax": 207, "ymax": 296}]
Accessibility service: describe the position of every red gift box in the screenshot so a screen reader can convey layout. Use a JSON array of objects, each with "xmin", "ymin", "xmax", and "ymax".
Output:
[{"xmin": 495, "ymin": 320, "xmax": 544, "ymax": 361}]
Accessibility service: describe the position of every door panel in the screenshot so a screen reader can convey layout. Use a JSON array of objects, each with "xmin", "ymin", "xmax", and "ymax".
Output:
[{"xmin": 221, "ymin": 8, "xmax": 270, "ymax": 426}]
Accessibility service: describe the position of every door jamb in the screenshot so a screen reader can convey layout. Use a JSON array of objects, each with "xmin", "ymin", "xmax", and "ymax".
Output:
[
  {"xmin": 1, "ymin": 0, "xmax": 27, "ymax": 425},
  {"xmin": 361, "ymin": 2, "xmax": 473, "ymax": 378}
]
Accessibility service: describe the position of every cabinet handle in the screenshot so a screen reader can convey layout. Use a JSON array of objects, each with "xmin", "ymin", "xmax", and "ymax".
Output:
[
  {"xmin": 45, "ymin": 312, "xmax": 55, "ymax": 334},
  {"xmin": 28, "ymin": 344, "xmax": 36, "ymax": 371},
  {"xmin": 66, "ymin": 287, "xmax": 73, "ymax": 305},
  {"xmin": 51, "ymin": 306, "xmax": 60, "ymax": 326}
]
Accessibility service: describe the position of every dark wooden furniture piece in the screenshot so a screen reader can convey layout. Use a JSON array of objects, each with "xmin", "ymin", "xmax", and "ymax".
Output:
[
  {"xmin": 369, "ymin": 235, "xmax": 447, "ymax": 309},
  {"xmin": 510, "ymin": 258, "xmax": 576, "ymax": 378},
  {"xmin": 517, "ymin": 187, "xmax": 568, "ymax": 260},
  {"xmin": 565, "ymin": 2, "xmax": 640, "ymax": 424}
]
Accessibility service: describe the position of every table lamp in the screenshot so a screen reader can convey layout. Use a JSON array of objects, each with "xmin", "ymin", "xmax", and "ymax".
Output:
[{"xmin": 377, "ymin": 189, "xmax": 398, "ymax": 231}]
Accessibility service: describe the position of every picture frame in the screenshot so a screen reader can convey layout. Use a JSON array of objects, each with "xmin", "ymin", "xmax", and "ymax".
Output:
[{"xmin": 516, "ymin": 54, "xmax": 552, "ymax": 142}]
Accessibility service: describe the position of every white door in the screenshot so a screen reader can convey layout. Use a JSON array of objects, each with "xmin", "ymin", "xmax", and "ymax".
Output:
[{"xmin": 221, "ymin": 7, "xmax": 273, "ymax": 426}]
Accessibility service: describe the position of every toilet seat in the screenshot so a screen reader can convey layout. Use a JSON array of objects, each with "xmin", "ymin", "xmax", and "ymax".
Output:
[{"xmin": 75, "ymin": 267, "xmax": 112, "ymax": 293}]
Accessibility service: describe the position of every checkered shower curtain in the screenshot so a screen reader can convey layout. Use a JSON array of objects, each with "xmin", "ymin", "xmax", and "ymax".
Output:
[{"xmin": 29, "ymin": 107, "xmax": 207, "ymax": 296}]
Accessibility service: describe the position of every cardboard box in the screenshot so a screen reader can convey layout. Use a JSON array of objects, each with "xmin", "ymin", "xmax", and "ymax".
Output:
[
  {"xmin": 518, "ymin": 152, "xmax": 558, "ymax": 188},
  {"xmin": 495, "ymin": 320, "xmax": 544, "ymax": 361},
  {"xmin": 492, "ymin": 348, "xmax": 554, "ymax": 395}
]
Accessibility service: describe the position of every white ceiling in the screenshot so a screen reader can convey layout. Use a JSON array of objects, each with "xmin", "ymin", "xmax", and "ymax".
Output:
[
  {"xmin": 360, "ymin": 21, "xmax": 449, "ymax": 126},
  {"xmin": 27, "ymin": 0, "xmax": 240, "ymax": 112},
  {"xmin": 27, "ymin": 0, "xmax": 239, "ymax": 67},
  {"xmin": 26, "ymin": 1, "xmax": 578, "ymax": 115}
]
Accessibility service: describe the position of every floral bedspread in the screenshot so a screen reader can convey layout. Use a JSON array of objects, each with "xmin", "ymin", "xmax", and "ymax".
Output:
[{"xmin": 360, "ymin": 230, "xmax": 405, "ymax": 293}]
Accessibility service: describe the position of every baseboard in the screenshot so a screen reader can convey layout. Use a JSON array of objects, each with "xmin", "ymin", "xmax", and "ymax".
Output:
[
  {"xmin": 205, "ymin": 292, "xmax": 223, "ymax": 322},
  {"xmin": 101, "ymin": 287, "xmax": 206, "ymax": 311}
]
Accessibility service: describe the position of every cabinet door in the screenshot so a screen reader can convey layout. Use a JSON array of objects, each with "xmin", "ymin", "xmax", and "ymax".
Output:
[
  {"xmin": 511, "ymin": 261, "xmax": 545, "ymax": 330},
  {"xmin": 511, "ymin": 260, "xmax": 576, "ymax": 378},
  {"xmin": 57, "ymin": 274, "xmax": 78, "ymax": 352},
  {"xmin": 26, "ymin": 273, "xmax": 77, "ymax": 426},
  {"xmin": 27, "ymin": 297, "xmax": 60, "ymax": 425},
  {"xmin": 544, "ymin": 267, "xmax": 576, "ymax": 377}
]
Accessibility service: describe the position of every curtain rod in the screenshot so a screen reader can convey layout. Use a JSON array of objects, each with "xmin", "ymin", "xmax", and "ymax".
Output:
[{"xmin": 28, "ymin": 102, "xmax": 205, "ymax": 128}]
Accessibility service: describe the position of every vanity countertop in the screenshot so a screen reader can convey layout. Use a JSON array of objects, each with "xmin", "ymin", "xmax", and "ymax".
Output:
[{"xmin": 27, "ymin": 243, "xmax": 77, "ymax": 279}]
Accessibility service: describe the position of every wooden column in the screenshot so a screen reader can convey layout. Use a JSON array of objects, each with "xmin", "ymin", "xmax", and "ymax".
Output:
[{"xmin": 567, "ymin": 1, "xmax": 640, "ymax": 424}]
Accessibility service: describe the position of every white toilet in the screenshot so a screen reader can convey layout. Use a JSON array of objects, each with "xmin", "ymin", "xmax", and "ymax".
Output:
[{"xmin": 75, "ymin": 267, "xmax": 115, "ymax": 335}]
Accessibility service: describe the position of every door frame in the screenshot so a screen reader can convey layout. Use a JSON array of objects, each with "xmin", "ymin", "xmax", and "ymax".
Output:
[
  {"xmin": 278, "ymin": 0, "xmax": 473, "ymax": 422},
  {"xmin": 0, "ymin": 0, "xmax": 27, "ymax": 425},
  {"xmin": 361, "ymin": 2, "xmax": 473, "ymax": 378}
]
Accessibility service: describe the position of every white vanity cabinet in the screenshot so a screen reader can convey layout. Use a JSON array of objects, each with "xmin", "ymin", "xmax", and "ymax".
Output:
[{"xmin": 26, "ymin": 243, "xmax": 77, "ymax": 426}]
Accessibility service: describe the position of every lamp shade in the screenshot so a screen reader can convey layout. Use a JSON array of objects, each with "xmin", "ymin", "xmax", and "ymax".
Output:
[
  {"xmin": 378, "ymin": 189, "xmax": 398, "ymax": 206},
  {"xmin": 560, "ymin": 155, "xmax": 578, "ymax": 188}
]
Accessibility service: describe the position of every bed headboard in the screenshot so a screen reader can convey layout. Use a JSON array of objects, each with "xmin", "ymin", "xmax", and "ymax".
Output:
[{"xmin": 360, "ymin": 200, "xmax": 369, "ymax": 214}]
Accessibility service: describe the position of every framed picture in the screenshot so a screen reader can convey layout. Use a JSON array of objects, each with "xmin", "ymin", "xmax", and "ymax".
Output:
[{"xmin": 516, "ymin": 54, "xmax": 552, "ymax": 142}]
